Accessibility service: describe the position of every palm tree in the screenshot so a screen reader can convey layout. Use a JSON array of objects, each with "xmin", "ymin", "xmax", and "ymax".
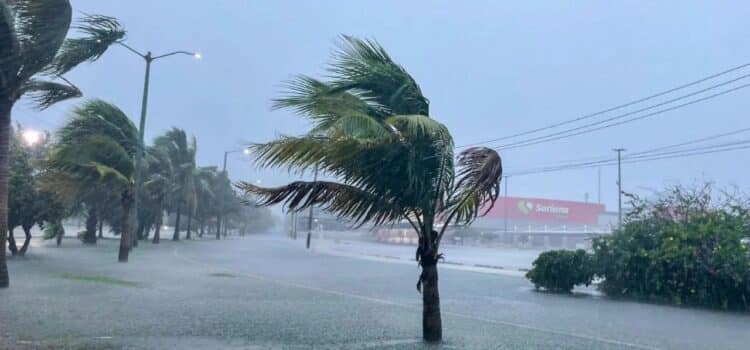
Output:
[
  {"xmin": 140, "ymin": 146, "xmax": 173, "ymax": 244},
  {"xmin": 154, "ymin": 128, "xmax": 196, "ymax": 241},
  {"xmin": 212, "ymin": 169, "xmax": 233, "ymax": 238},
  {"xmin": 0, "ymin": 1, "xmax": 124, "ymax": 287},
  {"xmin": 193, "ymin": 166, "xmax": 217, "ymax": 238},
  {"xmin": 238, "ymin": 36, "xmax": 502, "ymax": 342},
  {"xmin": 44, "ymin": 100, "xmax": 138, "ymax": 262},
  {"xmin": 8, "ymin": 129, "xmax": 36, "ymax": 256}
]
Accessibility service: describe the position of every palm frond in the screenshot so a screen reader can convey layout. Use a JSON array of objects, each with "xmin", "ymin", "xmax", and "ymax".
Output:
[
  {"xmin": 0, "ymin": 2, "xmax": 20, "ymax": 87},
  {"xmin": 58, "ymin": 99, "xmax": 138, "ymax": 156},
  {"xmin": 47, "ymin": 14, "xmax": 125, "ymax": 75},
  {"xmin": 310, "ymin": 112, "xmax": 390, "ymax": 139},
  {"xmin": 328, "ymin": 35, "xmax": 429, "ymax": 116},
  {"xmin": 273, "ymin": 75, "xmax": 372, "ymax": 116},
  {"xmin": 385, "ymin": 115, "xmax": 452, "ymax": 144},
  {"xmin": 153, "ymin": 128, "xmax": 197, "ymax": 208},
  {"xmin": 237, "ymin": 180, "xmax": 403, "ymax": 226},
  {"xmin": 47, "ymin": 135, "xmax": 134, "ymax": 187},
  {"xmin": 443, "ymin": 147, "xmax": 503, "ymax": 226},
  {"xmin": 11, "ymin": 0, "xmax": 72, "ymax": 82},
  {"xmin": 35, "ymin": 170, "xmax": 85, "ymax": 203},
  {"xmin": 250, "ymin": 135, "xmax": 330, "ymax": 171},
  {"xmin": 19, "ymin": 78, "xmax": 81, "ymax": 109}
]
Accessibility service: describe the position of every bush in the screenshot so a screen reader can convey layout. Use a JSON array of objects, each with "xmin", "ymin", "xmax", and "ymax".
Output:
[
  {"xmin": 592, "ymin": 185, "xmax": 750, "ymax": 310},
  {"xmin": 526, "ymin": 249, "xmax": 594, "ymax": 293}
]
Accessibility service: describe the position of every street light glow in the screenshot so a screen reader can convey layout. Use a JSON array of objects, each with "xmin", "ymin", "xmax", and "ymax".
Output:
[
  {"xmin": 194, "ymin": 52, "xmax": 202, "ymax": 60},
  {"xmin": 243, "ymin": 148, "xmax": 251, "ymax": 155},
  {"xmin": 21, "ymin": 129, "xmax": 42, "ymax": 146}
]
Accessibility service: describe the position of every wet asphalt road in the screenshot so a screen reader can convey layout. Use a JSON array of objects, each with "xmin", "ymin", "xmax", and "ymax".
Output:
[{"xmin": 1, "ymin": 235, "xmax": 749, "ymax": 349}]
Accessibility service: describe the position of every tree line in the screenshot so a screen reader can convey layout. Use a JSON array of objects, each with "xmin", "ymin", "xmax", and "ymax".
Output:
[
  {"xmin": 0, "ymin": 1, "xmax": 273, "ymax": 287},
  {"xmin": 9, "ymin": 102, "xmax": 273, "ymax": 262}
]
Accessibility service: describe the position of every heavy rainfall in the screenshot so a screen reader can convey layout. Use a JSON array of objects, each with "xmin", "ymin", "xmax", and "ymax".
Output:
[{"xmin": 1, "ymin": 1, "xmax": 749, "ymax": 349}]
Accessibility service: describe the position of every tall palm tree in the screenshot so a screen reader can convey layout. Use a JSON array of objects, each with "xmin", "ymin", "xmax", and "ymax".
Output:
[
  {"xmin": 44, "ymin": 99, "xmax": 138, "ymax": 262},
  {"xmin": 141, "ymin": 146, "xmax": 173, "ymax": 244},
  {"xmin": 238, "ymin": 36, "xmax": 502, "ymax": 342},
  {"xmin": 154, "ymin": 128, "xmax": 196, "ymax": 241},
  {"xmin": 0, "ymin": 1, "xmax": 124, "ymax": 287},
  {"xmin": 192, "ymin": 166, "xmax": 216, "ymax": 238}
]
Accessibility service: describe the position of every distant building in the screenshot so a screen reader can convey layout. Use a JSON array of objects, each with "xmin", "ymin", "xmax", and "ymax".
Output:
[
  {"xmin": 372, "ymin": 196, "xmax": 617, "ymax": 249},
  {"xmin": 288, "ymin": 196, "xmax": 619, "ymax": 249}
]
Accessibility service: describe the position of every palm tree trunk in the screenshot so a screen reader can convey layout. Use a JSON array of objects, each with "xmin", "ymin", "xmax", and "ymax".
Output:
[
  {"xmin": 215, "ymin": 215, "xmax": 221, "ymax": 240},
  {"xmin": 173, "ymin": 203, "xmax": 181, "ymax": 241},
  {"xmin": 421, "ymin": 262, "xmax": 442, "ymax": 342},
  {"xmin": 118, "ymin": 192, "xmax": 134, "ymax": 262},
  {"xmin": 19, "ymin": 226, "xmax": 31, "ymax": 256},
  {"xmin": 56, "ymin": 223, "xmax": 63, "ymax": 246},
  {"xmin": 98, "ymin": 219, "xmax": 104, "ymax": 238},
  {"xmin": 152, "ymin": 216, "xmax": 161, "ymax": 244},
  {"xmin": 83, "ymin": 207, "xmax": 97, "ymax": 244},
  {"xmin": 0, "ymin": 102, "xmax": 11, "ymax": 288},
  {"xmin": 419, "ymin": 216, "xmax": 442, "ymax": 342},
  {"xmin": 199, "ymin": 221, "xmax": 204, "ymax": 237},
  {"xmin": 186, "ymin": 211, "xmax": 192, "ymax": 240},
  {"xmin": 7, "ymin": 228, "xmax": 17, "ymax": 256},
  {"xmin": 136, "ymin": 221, "xmax": 145, "ymax": 241}
]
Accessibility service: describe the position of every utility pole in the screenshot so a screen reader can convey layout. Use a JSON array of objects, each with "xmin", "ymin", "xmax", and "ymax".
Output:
[
  {"xmin": 503, "ymin": 176, "xmax": 508, "ymax": 232},
  {"xmin": 306, "ymin": 164, "xmax": 319, "ymax": 249},
  {"xmin": 613, "ymin": 148, "xmax": 625, "ymax": 228}
]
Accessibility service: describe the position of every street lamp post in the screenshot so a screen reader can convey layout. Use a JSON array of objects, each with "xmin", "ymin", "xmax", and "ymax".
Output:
[
  {"xmin": 218, "ymin": 148, "xmax": 250, "ymax": 239},
  {"xmin": 305, "ymin": 164, "xmax": 319, "ymax": 249},
  {"xmin": 117, "ymin": 42, "xmax": 200, "ymax": 243}
]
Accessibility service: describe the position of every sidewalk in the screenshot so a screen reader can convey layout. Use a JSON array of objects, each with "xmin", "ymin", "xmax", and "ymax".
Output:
[{"xmin": 310, "ymin": 231, "xmax": 545, "ymax": 276}]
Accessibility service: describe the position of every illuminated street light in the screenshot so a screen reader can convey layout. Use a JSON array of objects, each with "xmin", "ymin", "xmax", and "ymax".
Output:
[
  {"xmin": 218, "ymin": 147, "xmax": 253, "ymax": 239},
  {"xmin": 194, "ymin": 52, "xmax": 202, "ymax": 60},
  {"xmin": 21, "ymin": 129, "xmax": 42, "ymax": 146}
]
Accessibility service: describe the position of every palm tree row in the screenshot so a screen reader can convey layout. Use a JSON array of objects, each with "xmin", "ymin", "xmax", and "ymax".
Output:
[{"xmin": 37, "ymin": 100, "xmax": 248, "ymax": 262}]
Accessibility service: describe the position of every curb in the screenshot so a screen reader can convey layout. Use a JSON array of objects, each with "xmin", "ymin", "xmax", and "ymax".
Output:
[{"xmin": 362, "ymin": 252, "xmax": 530, "ymax": 273}]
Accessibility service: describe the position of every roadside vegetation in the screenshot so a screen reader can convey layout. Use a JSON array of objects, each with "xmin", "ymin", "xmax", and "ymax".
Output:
[{"xmin": 527, "ymin": 184, "xmax": 750, "ymax": 311}]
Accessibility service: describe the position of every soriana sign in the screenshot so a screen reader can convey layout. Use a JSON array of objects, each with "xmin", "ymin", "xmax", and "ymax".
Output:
[{"xmin": 483, "ymin": 197, "xmax": 605, "ymax": 224}]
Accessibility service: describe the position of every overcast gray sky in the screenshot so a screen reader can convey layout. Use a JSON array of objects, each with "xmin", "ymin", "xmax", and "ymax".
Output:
[{"xmin": 14, "ymin": 1, "xmax": 750, "ymax": 212}]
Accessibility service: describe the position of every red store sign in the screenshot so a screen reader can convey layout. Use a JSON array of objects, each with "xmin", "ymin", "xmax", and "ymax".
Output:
[{"xmin": 482, "ymin": 197, "xmax": 605, "ymax": 224}]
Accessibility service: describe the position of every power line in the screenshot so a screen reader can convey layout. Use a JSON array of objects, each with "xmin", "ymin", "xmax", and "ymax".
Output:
[
  {"xmin": 508, "ymin": 136, "xmax": 750, "ymax": 176},
  {"xmin": 506, "ymin": 140, "xmax": 750, "ymax": 177},
  {"xmin": 628, "ymin": 127, "xmax": 750, "ymax": 156},
  {"xmin": 494, "ymin": 81, "xmax": 750, "ymax": 151},
  {"xmin": 458, "ymin": 61, "xmax": 750, "ymax": 148}
]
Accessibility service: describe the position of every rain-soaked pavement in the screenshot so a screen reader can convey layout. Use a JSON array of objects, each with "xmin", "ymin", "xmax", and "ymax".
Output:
[{"xmin": 1, "ymin": 234, "xmax": 749, "ymax": 349}]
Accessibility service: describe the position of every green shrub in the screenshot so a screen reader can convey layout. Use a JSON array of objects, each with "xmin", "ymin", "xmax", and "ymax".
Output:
[
  {"xmin": 592, "ymin": 185, "xmax": 750, "ymax": 310},
  {"xmin": 526, "ymin": 249, "xmax": 594, "ymax": 293}
]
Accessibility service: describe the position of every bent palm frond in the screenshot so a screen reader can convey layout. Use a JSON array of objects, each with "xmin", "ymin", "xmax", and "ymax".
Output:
[
  {"xmin": 48, "ymin": 14, "xmax": 126, "ymax": 76},
  {"xmin": 0, "ymin": 3, "xmax": 19, "ymax": 83},
  {"xmin": 329, "ymin": 35, "xmax": 429, "ymax": 116},
  {"xmin": 237, "ymin": 180, "xmax": 402, "ymax": 226},
  {"xmin": 58, "ymin": 99, "xmax": 138, "ymax": 155},
  {"xmin": 443, "ymin": 147, "xmax": 502, "ymax": 226},
  {"xmin": 19, "ymin": 78, "xmax": 81, "ymax": 109},
  {"xmin": 12, "ymin": 0, "xmax": 72, "ymax": 82}
]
